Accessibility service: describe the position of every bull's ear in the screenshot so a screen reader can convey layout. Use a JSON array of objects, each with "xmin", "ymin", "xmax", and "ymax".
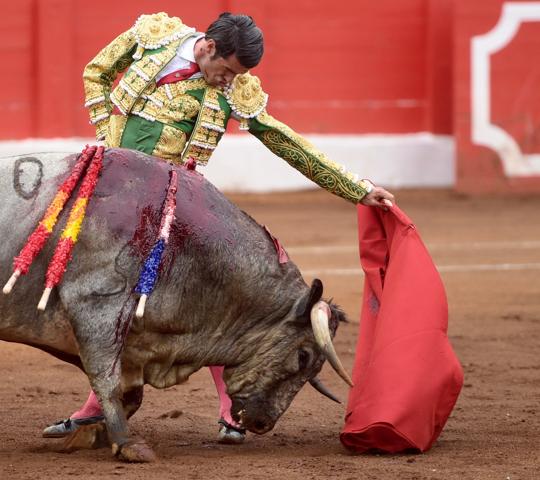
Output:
[{"xmin": 295, "ymin": 278, "xmax": 323, "ymax": 321}]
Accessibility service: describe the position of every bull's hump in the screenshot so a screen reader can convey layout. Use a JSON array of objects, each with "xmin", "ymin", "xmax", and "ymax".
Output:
[{"xmin": 87, "ymin": 148, "xmax": 239, "ymax": 246}]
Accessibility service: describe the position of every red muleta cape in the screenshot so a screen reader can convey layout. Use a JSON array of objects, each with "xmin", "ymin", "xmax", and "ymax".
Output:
[{"xmin": 340, "ymin": 204, "xmax": 463, "ymax": 453}]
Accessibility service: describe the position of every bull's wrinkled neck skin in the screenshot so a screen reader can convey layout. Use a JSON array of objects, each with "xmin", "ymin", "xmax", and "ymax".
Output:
[{"xmin": 121, "ymin": 286, "xmax": 306, "ymax": 389}]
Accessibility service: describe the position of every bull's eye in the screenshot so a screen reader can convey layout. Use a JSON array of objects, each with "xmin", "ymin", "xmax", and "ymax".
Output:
[{"xmin": 298, "ymin": 349, "xmax": 311, "ymax": 370}]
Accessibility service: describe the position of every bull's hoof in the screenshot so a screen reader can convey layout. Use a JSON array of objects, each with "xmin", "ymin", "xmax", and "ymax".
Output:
[
  {"xmin": 116, "ymin": 439, "xmax": 157, "ymax": 463},
  {"xmin": 217, "ymin": 419, "xmax": 246, "ymax": 444},
  {"xmin": 60, "ymin": 423, "xmax": 109, "ymax": 452}
]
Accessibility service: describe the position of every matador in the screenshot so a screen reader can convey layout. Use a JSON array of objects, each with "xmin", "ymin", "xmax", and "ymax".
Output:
[{"xmin": 42, "ymin": 11, "xmax": 394, "ymax": 444}]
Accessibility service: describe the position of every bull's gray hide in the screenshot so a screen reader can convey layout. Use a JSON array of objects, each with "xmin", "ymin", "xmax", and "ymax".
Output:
[{"xmin": 0, "ymin": 148, "xmax": 348, "ymax": 461}]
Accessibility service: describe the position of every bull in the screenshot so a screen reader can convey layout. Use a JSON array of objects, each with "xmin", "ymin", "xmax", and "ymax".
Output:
[{"xmin": 0, "ymin": 148, "xmax": 351, "ymax": 462}]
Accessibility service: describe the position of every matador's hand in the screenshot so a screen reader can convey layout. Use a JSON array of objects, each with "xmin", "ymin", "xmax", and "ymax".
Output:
[{"xmin": 360, "ymin": 181, "xmax": 395, "ymax": 209}]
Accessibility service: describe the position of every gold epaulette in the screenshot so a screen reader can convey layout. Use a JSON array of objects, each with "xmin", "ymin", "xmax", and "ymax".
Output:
[
  {"xmin": 223, "ymin": 73, "xmax": 269, "ymax": 130},
  {"xmin": 131, "ymin": 12, "xmax": 195, "ymax": 59}
]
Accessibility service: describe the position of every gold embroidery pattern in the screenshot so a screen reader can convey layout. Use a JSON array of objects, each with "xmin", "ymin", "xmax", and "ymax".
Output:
[
  {"xmin": 105, "ymin": 115, "xmax": 129, "ymax": 147},
  {"xmin": 83, "ymin": 30, "xmax": 137, "ymax": 133},
  {"xmin": 129, "ymin": 80, "xmax": 204, "ymax": 125},
  {"xmin": 152, "ymin": 124, "xmax": 187, "ymax": 163},
  {"xmin": 182, "ymin": 88, "xmax": 227, "ymax": 165},
  {"xmin": 94, "ymin": 120, "xmax": 109, "ymax": 141},
  {"xmin": 223, "ymin": 73, "xmax": 268, "ymax": 130},
  {"xmin": 255, "ymin": 112, "xmax": 369, "ymax": 204},
  {"xmin": 152, "ymin": 80, "xmax": 204, "ymax": 123},
  {"xmin": 159, "ymin": 95, "xmax": 200, "ymax": 123},
  {"xmin": 131, "ymin": 96, "xmax": 158, "ymax": 122},
  {"xmin": 164, "ymin": 77, "xmax": 208, "ymax": 97},
  {"xmin": 132, "ymin": 12, "xmax": 195, "ymax": 59},
  {"xmin": 110, "ymin": 41, "xmax": 182, "ymax": 115}
]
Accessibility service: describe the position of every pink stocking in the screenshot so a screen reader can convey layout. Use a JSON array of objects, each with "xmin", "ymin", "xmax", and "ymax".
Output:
[
  {"xmin": 209, "ymin": 366, "xmax": 239, "ymax": 427},
  {"xmin": 69, "ymin": 369, "xmax": 237, "ymax": 426},
  {"xmin": 71, "ymin": 390, "xmax": 102, "ymax": 419}
]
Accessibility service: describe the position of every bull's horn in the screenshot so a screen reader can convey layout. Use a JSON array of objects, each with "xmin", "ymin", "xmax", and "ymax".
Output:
[
  {"xmin": 309, "ymin": 377, "xmax": 341, "ymax": 404},
  {"xmin": 310, "ymin": 301, "xmax": 354, "ymax": 387}
]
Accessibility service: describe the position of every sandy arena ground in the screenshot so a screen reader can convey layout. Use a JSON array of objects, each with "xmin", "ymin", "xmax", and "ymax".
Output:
[{"xmin": 1, "ymin": 189, "xmax": 539, "ymax": 479}]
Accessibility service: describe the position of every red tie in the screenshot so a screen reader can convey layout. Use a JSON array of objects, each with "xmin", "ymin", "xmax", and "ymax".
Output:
[{"xmin": 156, "ymin": 62, "xmax": 200, "ymax": 87}]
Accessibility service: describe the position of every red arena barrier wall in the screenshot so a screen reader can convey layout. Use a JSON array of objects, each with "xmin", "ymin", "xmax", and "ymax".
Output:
[
  {"xmin": 0, "ymin": 0, "xmax": 452, "ymax": 138},
  {"xmin": 0, "ymin": 2, "xmax": 35, "ymax": 139},
  {"xmin": 2, "ymin": 1, "xmax": 540, "ymax": 193},
  {"xmin": 455, "ymin": 0, "xmax": 540, "ymax": 192}
]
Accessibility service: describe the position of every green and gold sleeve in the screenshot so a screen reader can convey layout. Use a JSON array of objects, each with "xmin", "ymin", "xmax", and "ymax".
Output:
[
  {"xmin": 83, "ymin": 30, "xmax": 137, "ymax": 140},
  {"xmin": 248, "ymin": 111, "xmax": 370, "ymax": 204}
]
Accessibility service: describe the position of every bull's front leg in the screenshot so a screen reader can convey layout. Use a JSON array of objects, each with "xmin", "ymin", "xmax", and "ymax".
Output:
[
  {"xmin": 61, "ymin": 285, "xmax": 156, "ymax": 462},
  {"xmin": 71, "ymin": 333, "xmax": 155, "ymax": 462},
  {"xmin": 58, "ymin": 228, "xmax": 157, "ymax": 461},
  {"xmin": 89, "ymin": 376, "xmax": 155, "ymax": 462},
  {"xmin": 60, "ymin": 384, "xmax": 146, "ymax": 455}
]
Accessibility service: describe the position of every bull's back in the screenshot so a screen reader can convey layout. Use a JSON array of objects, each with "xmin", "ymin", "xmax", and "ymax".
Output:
[{"xmin": 0, "ymin": 148, "xmax": 303, "ymax": 357}]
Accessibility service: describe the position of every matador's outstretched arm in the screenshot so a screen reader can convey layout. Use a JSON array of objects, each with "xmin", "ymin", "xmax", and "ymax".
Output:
[{"xmin": 248, "ymin": 111, "xmax": 372, "ymax": 204}]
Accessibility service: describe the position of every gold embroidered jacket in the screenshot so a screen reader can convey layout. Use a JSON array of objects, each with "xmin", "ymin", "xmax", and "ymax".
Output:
[{"xmin": 83, "ymin": 12, "xmax": 371, "ymax": 203}]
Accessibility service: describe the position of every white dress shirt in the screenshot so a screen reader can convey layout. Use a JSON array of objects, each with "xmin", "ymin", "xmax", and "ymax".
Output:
[{"xmin": 155, "ymin": 33, "xmax": 205, "ymax": 82}]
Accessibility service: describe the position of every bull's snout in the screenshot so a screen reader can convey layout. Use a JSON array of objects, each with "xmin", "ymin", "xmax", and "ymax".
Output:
[
  {"xmin": 250, "ymin": 418, "xmax": 273, "ymax": 434},
  {"xmin": 231, "ymin": 396, "xmax": 276, "ymax": 435},
  {"xmin": 242, "ymin": 415, "xmax": 274, "ymax": 434}
]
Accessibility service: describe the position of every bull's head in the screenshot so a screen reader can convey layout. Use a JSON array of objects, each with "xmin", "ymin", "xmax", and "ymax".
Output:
[{"xmin": 223, "ymin": 279, "xmax": 351, "ymax": 434}]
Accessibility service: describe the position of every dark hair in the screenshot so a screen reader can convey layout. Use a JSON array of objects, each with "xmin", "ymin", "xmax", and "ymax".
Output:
[{"xmin": 205, "ymin": 12, "xmax": 264, "ymax": 69}]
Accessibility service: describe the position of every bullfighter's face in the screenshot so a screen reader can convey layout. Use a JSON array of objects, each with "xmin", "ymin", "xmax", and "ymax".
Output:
[{"xmin": 195, "ymin": 38, "xmax": 248, "ymax": 88}]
